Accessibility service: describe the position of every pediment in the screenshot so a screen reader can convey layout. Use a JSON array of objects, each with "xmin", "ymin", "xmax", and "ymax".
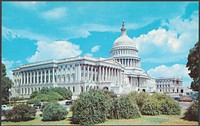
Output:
[{"xmin": 102, "ymin": 58, "xmax": 122, "ymax": 66}]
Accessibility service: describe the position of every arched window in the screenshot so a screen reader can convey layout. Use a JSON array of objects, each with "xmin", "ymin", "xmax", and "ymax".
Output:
[
  {"xmin": 67, "ymin": 74, "xmax": 70, "ymax": 82},
  {"xmin": 81, "ymin": 86, "xmax": 84, "ymax": 92},
  {"xmin": 72, "ymin": 74, "xmax": 75, "ymax": 82},
  {"xmin": 73, "ymin": 86, "xmax": 75, "ymax": 92},
  {"xmin": 63, "ymin": 75, "xmax": 65, "ymax": 82}
]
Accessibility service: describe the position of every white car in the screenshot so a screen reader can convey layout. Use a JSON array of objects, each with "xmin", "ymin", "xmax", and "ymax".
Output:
[{"xmin": 1, "ymin": 105, "xmax": 12, "ymax": 111}]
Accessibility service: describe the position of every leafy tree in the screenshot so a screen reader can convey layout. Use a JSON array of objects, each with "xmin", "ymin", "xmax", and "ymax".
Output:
[
  {"xmin": 108, "ymin": 95, "xmax": 141, "ymax": 119},
  {"xmin": 141, "ymin": 97, "xmax": 161, "ymax": 116},
  {"xmin": 186, "ymin": 41, "xmax": 199, "ymax": 91},
  {"xmin": 30, "ymin": 91, "xmax": 38, "ymax": 99},
  {"xmin": 184, "ymin": 101, "xmax": 198, "ymax": 121},
  {"xmin": 51, "ymin": 87, "xmax": 72, "ymax": 100},
  {"xmin": 4, "ymin": 104, "xmax": 36, "ymax": 122},
  {"xmin": 128, "ymin": 91, "xmax": 149, "ymax": 111},
  {"xmin": 42, "ymin": 103, "xmax": 68, "ymax": 121},
  {"xmin": 1, "ymin": 63, "xmax": 13, "ymax": 104},
  {"xmin": 71, "ymin": 89, "xmax": 111, "ymax": 125}
]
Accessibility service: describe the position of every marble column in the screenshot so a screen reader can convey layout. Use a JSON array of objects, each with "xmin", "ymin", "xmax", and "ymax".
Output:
[
  {"xmin": 44, "ymin": 69, "xmax": 46, "ymax": 83},
  {"xmin": 108, "ymin": 67, "xmax": 110, "ymax": 81},
  {"xmin": 37, "ymin": 70, "xmax": 39, "ymax": 84},
  {"xmin": 102, "ymin": 66, "xmax": 104, "ymax": 82},
  {"xmin": 83, "ymin": 65, "xmax": 86, "ymax": 81},
  {"xmin": 78, "ymin": 64, "xmax": 81, "ymax": 81},
  {"xmin": 99, "ymin": 66, "xmax": 101, "ymax": 82},
  {"xmin": 26, "ymin": 71, "xmax": 29, "ymax": 85},
  {"xmin": 30, "ymin": 71, "xmax": 33, "ymax": 84},
  {"xmin": 48, "ymin": 69, "xmax": 50, "ymax": 83},
  {"xmin": 91, "ymin": 66, "xmax": 93, "ymax": 82},
  {"xmin": 40, "ymin": 70, "xmax": 43, "ymax": 84},
  {"xmin": 105, "ymin": 67, "xmax": 107, "ymax": 82},
  {"xmin": 87, "ymin": 65, "xmax": 89, "ymax": 82},
  {"xmin": 52, "ymin": 68, "xmax": 55, "ymax": 83},
  {"xmin": 94, "ymin": 67, "xmax": 96, "ymax": 82}
]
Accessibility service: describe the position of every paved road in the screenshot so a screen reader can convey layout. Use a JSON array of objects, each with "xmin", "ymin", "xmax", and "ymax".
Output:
[{"xmin": 177, "ymin": 101, "xmax": 193, "ymax": 110}]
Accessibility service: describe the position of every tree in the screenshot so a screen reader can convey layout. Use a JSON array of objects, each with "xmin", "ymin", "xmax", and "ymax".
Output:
[
  {"xmin": 71, "ymin": 89, "xmax": 111, "ymax": 125},
  {"xmin": 5, "ymin": 104, "xmax": 36, "ymax": 122},
  {"xmin": 1, "ymin": 63, "xmax": 13, "ymax": 104},
  {"xmin": 186, "ymin": 41, "xmax": 199, "ymax": 91},
  {"xmin": 42, "ymin": 103, "xmax": 68, "ymax": 121}
]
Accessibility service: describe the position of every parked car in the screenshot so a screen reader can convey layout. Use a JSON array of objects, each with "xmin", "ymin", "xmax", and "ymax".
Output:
[
  {"xmin": 1, "ymin": 105, "xmax": 12, "ymax": 111},
  {"xmin": 179, "ymin": 97, "xmax": 193, "ymax": 102},
  {"xmin": 65, "ymin": 100, "xmax": 73, "ymax": 105},
  {"xmin": 33, "ymin": 103, "xmax": 41, "ymax": 109},
  {"xmin": 173, "ymin": 97, "xmax": 180, "ymax": 101}
]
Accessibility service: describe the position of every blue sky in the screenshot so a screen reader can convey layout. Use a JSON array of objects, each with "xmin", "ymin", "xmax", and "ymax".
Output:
[{"xmin": 2, "ymin": 2, "xmax": 199, "ymax": 88}]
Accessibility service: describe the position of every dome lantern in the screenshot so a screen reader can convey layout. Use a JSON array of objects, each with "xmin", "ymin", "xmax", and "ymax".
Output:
[{"xmin": 121, "ymin": 20, "xmax": 126, "ymax": 36}]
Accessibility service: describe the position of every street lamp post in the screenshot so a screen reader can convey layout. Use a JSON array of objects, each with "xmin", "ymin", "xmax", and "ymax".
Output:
[{"xmin": 8, "ymin": 88, "xmax": 11, "ymax": 108}]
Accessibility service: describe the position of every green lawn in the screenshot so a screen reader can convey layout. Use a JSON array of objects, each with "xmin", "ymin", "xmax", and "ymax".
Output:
[{"xmin": 2, "ymin": 110, "xmax": 198, "ymax": 125}]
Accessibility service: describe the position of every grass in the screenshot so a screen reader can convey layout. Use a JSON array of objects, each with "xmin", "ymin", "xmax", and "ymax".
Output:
[{"xmin": 2, "ymin": 110, "xmax": 198, "ymax": 125}]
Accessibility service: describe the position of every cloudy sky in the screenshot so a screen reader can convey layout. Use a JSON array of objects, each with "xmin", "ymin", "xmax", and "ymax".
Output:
[{"xmin": 2, "ymin": 2, "xmax": 199, "ymax": 88}]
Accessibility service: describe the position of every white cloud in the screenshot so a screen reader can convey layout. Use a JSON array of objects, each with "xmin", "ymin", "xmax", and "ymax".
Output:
[
  {"xmin": 2, "ymin": 26, "xmax": 52, "ymax": 42},
  {"xmin": 13, "ymin": 2, "xmax": 45, "ymax": 9},
  {"xmin": 41, "ymin": 7, "xmax": 67, "ymax": 20},
  {"xmin": 91, "ymin": 45, "xmax": 101, "ymax": 53},
  {"xmin": 84, "ymin": 53, "xmax": 93, "ymax": 57},
  {"xmin": 27, "ymin": 40, "xmax": 82, "ymax": 63},
  {"xmin": 133, "ymin": 28, "xmax": 181, "ymax": 53},
  {"xmin": 2, "ymin": 59, "xmax": 22, "ymax": 80},
  {"xmin": 147, "ymin": 64, "xmax": 192, "ymax": 87},
  {"xmin": 62, "ymin": 21, "xmax": 151, "ymax": 39},
  {"xmin": 134, "ymin": 11, "xmax": 198, "ymax": 56}
]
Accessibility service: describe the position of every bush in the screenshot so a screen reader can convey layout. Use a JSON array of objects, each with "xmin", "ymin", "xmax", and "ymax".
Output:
[
  {"xmin": 141, "ymin": 98, "xmax": 160, "ymax": 116},
  {"xmin": 128, "ymin": 91, "xmax": 149, "ymax": 111},
  {"xmin": 30, "ymin": 91, "xmax": 38, "ymax": 99},
  {"xmin": 71, "ymin": 89, "xmax": 110, "ymax": 125},
  {"xmin": 27, "ymin": 98, "xmax": 41, "ymax": 104},
  {"xmin": 51, "ymin": 87, "xmax": 72, "ymax": 100},
  {"xmin": 152, "ymin": 93, "xmax": 181, "ymax": 115},
  {"xmin": 108, "ymin": 95, "xmax": 141, "ymax": 119},
  {"xmin": 42, "ymin": 103, "xmax": 68, "ymax": 121},
  {"xmin": 4, "ymin": 104, "xmax": 36, "ymax": 122},
  {"xmin": 184, "ymin": 101, "xmax": 198, "ymax": 121},
  {"xmin": 28, "ymin": 90, "xmax": 64, "ymax": 103}
]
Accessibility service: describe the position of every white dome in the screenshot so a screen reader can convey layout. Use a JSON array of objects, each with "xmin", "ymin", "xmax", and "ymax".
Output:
[{"xmin": 113, "ymin": 34, "xmax": 136, "ymax": 48}]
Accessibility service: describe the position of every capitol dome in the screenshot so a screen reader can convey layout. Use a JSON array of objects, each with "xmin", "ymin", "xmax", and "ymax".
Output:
[
  {"xmin": 112, "ymin": 22, "xmax": 136, "ymax": 48},
  {"xmin": 110, "ymin": 21, "xmax": 140, "ymax": 68}
]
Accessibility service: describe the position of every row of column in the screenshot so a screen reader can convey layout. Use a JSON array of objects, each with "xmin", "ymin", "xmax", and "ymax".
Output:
[
  {"xmin": 81, "ymin": 65, "xmax": 123, "ymax": 84},
  {"xmin": 19, "ymin": 68, "xmax": 54, "ymax": 85},
  {"xmin": 112, "ymin": 49, "xmax": 137, "ymax": 56},
  {"xmin": 116, "ymin": 58, "xmax": 139, "ymax": 67},
  {"xmin": 14, "ymin": 64, "xmax": 124, "ymax": 86}
]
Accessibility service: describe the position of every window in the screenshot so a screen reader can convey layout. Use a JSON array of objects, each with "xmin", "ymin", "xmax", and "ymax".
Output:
[{"xmin": 73, "ymin": 87, "xmax": 75, "ymax": 92}]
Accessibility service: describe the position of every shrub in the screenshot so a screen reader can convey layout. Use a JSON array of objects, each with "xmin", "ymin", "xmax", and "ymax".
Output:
[
  {"xmin": 27, "ymin": 98, "xmax": 41, "ymax": 104},
  {"xmin": 51, "ymin": 87, "xmax": 72, "ymax": 100},
  {"xmin": 159, "ymin": 99, "xmax": 181, "ymax": 115},
  {"xmin": 42, "ymin": 103, "xmax": 68, "ymax": 121},
  {"xmin": 184, "ymin": 101, "xmax": 198, "ymax": 121},
  {"xmin": 141, "ymin": 98, "xmax": 160, "ymax": 116},
  {"xmin": 128, "ymin": 91, "xmax": 149, "ymax": 111},
  {"xmin": 4, "ymin": 104, "xmax": 36, "ymax": 122},
  {"xmin": 71, "ymin": 89, "xmax": 110, "ymax": 125},
  {"xmin": 152, "ymin": 93, "xmax": 181, "ymax": 115},
  {"xmin": 30, "ymin": 91, "xmax": 38, "ymax": 99},
  {"xmin": 108, "ymin": 95, "xmax": 141, "ymax": 119}
]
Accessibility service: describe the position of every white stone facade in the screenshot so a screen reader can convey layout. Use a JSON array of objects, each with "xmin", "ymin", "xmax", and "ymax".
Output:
[
  {"xmin": 12, "ymin": 22, "xmax": 182, "ymax": 98},
  {"xmin": 156, "ymin": 77, "xmax": 184, "ymax": 93}
]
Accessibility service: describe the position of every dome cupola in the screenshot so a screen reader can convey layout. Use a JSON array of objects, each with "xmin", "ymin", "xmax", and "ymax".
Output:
[{"xmin": 110, "ymin": 21, "xmax": 141, "ymax": 68}]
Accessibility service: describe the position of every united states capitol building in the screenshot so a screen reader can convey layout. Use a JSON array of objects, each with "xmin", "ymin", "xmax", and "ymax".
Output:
[{"xmin": 12, "ymin": 22, "xmax": 184, "ymax": 98}]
